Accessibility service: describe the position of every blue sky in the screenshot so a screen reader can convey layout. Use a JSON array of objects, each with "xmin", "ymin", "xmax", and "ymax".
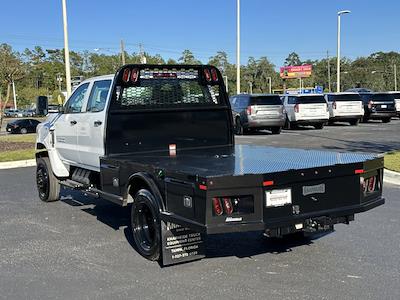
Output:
[{"xmin": 1, "ymin": 0, "xmax": 399, "ymax": 67}]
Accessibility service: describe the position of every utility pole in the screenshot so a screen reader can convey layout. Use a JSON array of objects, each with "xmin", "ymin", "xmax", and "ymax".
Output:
[
  {"xmin": 236, "ymin": 0, "xmax": 241, "ymax": 94},
  {"xmin": 120, "ymin": 40, "xmax": 126, "ymax": 65},
  {"xmin": 223, "ymin": 75, "xmax": 228, "ymax": 93},
  {"xmin": 394, "ymin": 64, "xmax": 397, "ymax": 91},
  {"xmin": 327, "ymin": 50, "xmax": 331, "ymax": 92},
  {"xmin": 61, "ymin": 0, "xmax": 72, "ymax": 98},
  {"xmin": 248, "ymin": 82, "xmax": 253, "ymax": 94}
]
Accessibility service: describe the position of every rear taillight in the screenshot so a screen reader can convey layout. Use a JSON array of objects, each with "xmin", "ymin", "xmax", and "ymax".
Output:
[
  {"xmin": 294, "ymin": 104, "xmax": 299, "ymax": 113},
  {"xmin": 361, "ymin": 175, "xmax": 379, "ymax": 195},
  {"xmin": 368, "ymin": 100, "xmax": 373, "ymax": 109},
  {"xmin": 212, "ymin": 196, "xmax": 254, "ymax": 216},
  {"xmin": 332, "ymin": 101, "xmax": 337, "ymax": 109},
  {"xmin": 222, "ymin": 198, "xmax": 233, "ymax": 215},
  {"xmin": 212, "ymin": 198, "xmax": 223, "ymax": 216},
  {"xmin": 247, "ymin": 106, "xmax": 254, "ymax": 115}
]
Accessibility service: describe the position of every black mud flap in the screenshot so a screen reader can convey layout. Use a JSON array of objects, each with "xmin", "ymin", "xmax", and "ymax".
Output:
[{"xmin": 161, "ymin": 220, "xmax": 206, "ymax": 266}]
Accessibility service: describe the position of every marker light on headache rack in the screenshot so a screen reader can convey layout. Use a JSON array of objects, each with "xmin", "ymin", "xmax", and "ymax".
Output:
[
  {"xmin": 210, "ymin": 68, "xmax": 218, "ymax": 82},
  {"xmin": 122, "ymin": 68, "xmax": 130, "ymax": 83},
  {"xmin": 131, "ymin": 68, "xmax": 139, "ymax": 82},
  {"xmin": 204, "ymin": 69, "xmax": 212, "ymax": 82}
]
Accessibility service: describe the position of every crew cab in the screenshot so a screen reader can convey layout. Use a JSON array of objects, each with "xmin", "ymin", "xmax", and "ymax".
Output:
[
  {"xmin": 324, "ymin": 92, "xmax": 364, "ymax": 125},
  {"xmin": 358, "ymin": 92, "xmax": 397, "ymax": 123},
  {"xmin": 281, "ymin": 94, "xmax": 329, "ymax": 129},
  {"xmin": 35, "ymin": 65, "xmax": 385, "ymax": 266}
]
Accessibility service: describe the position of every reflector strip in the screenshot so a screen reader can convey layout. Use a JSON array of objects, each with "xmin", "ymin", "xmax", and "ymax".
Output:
[
  {"xmin": 199, "ymin": 184, "xmax": 207, "ymax": 191},
  {"xmin": 355, "ymin": 169, "xmax": 364, "ymax": 174},
  {"xmin": 263, "ymin": 180, "xmax": 274, "ymax": 187}
]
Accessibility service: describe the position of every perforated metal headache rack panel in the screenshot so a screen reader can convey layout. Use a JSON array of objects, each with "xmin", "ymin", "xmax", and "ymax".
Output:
[
  {"xmin": 116, "ymin": 145, "xmax": 379, "ymax": 178},
  {"xmin": 118, "ymin": 68, "xmax": 220, "ymax": 108}
]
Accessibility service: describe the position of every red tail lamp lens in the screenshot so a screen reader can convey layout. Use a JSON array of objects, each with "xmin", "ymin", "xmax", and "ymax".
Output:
[
  {"xmin": 213, "ymin": 198, "xmax": 223, "ymax": 216},
  {"xmin": 294, "ymin": 104, "xmax": 299, "ymax": 113},
  {"xmin": 368, "ymin": 176, "xmax": 376, "ymax": 192},
  {"xmin": 210, "ymin": 68, "xmax": 218, "ymax": 82},
  {"xmin": 204, "ymin": 69, "xmax": 211, "ymax": 82},
  {"xmin": 131, "ymin": 68, "xmax": 139, "ymax": 82},
  {"xmin": 122, "ymin": 68, "xmax": 131, "ymax": 83},
  {"xmin": 222, "ymin": 198, "xmax": 233, "ymax": 215}
]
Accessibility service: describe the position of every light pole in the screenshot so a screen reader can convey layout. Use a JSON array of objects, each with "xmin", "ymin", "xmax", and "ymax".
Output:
[
  {"xmin": 62, "ymin": 0, "xmax": 72, "ymax": 98},
  {"xmin": 267, "ymin": 77, "xmax": 272, "ymax": 94},
  {"xmin": 223, "ymin": 75, "xmax": 228, "ymax": 93},
  {"xmin": 336, "ymin": 10, "xmax": 351, "ymax": 92},
  {"xmin": 236, "ymin": 0, "xmax": 241, "ymax": 94},
  {"xmin": 394, "ymin": 64, "xmax": 397, "ymax": 91}
]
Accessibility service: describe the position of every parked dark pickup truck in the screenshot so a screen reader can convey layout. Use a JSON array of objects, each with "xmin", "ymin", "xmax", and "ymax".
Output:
[{"xmin": 36, "ymin": 65, "xmax": 385, "ymax": 266}]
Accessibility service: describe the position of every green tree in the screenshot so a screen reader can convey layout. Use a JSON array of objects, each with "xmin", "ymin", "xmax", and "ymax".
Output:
[
  {"xmin": 179, "ymin": 50, "xmax": 201, "ymax": 64},
  {"xmin": 284, "ymin": 52, "xmax": 301, "ymax": 66}
]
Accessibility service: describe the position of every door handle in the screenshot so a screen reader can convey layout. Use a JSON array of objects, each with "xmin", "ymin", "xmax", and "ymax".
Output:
[
  {"xmin": 70, "ymin": 120, "xmax": 77, "ymax": 125},
  {"xmin": 94, "ymin": 120, "xmax": 102, "ymax": 127}
]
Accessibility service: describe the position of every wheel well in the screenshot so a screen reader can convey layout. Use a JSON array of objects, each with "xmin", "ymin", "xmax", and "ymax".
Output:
[
  {"xmin": 126, "ymin": 173, "xmax": 165, "ymax": 211},
  {"xmin": 35, "ymin": 144, "xmax": 48, "ymax": 159}
]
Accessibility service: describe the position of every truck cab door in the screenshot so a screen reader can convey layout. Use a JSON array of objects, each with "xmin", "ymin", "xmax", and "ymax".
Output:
[
  {"xmin": 55, "ymin": 83, "xmax": 90, "ymax": 164},
  {"xmin": 77, "ymin": 79, "xmax": 112, "ymax": 171}
]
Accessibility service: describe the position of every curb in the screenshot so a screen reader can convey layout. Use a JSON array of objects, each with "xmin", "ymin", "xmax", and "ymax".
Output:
[
  {"xmin": 384, "ymin": 169, "xmax": 400, "ymax": 186},
  {"xmin": 0, "ymin": 159, "xmax": 36, "ymax": 170}
]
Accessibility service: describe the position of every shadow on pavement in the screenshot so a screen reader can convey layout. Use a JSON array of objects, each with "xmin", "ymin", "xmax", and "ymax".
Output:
[{"xmin": 59, "ymin": 188, "xmax": 326, "ymax": 262}]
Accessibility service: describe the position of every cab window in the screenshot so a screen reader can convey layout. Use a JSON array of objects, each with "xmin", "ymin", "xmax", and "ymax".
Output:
[
  {"xmin": 87, "ymin": 80, "xmax": 112, "ymax": 112},
  {"xmin": 65, "ymin": 83, "xmax": 89, "ymax": 113}
]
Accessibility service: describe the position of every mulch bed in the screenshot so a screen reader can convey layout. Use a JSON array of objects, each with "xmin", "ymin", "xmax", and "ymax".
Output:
[{"xmin": 0, "ymin": 142, "xmax": 34, "ymax": 152}]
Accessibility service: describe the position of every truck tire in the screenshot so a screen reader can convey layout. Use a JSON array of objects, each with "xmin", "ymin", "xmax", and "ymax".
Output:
[
  {"xmin": 382, "ymin": 117, "xmax": 391, "ymax": 123},
  {"xmin": 131, "ymin": 189, "xmax": 161, "ymax": 261},
  {"xmin": 314, "ymin": 123, "xmax": 324, "ymax": 130},
  {"xmin": 36, "ymin": 157, "xmax": 60, "ymax": 202},
  {"xmin": 271, "ymin": 127, "xmax": 282, "ymax": 134},
  {"xmin": 235, "ymin": 118, "xmax": 244, "ymax": 135},
  {"xmin": 349, "ymin": 119, "xmax": 359, "ymax": 126}
]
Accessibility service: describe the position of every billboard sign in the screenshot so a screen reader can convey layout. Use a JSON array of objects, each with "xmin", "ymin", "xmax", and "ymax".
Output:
[{"xmin": 280, "ymin": 65, "xmax": 312, "ymax": 79}]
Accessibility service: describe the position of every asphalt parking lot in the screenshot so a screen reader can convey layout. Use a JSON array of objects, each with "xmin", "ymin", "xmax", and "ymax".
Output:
[
  {"xmin": 236, "ymin": 118, "xmax": 400, "ymax": 153},
  {"xmin": 0, "ymin": 119, "xmax": 399, "ymax": 299}
]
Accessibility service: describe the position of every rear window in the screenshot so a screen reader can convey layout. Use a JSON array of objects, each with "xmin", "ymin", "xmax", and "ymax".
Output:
[
  {"xmin": 250, "ymin": 96, "xmax": 282, "ymax": 105},
  {"xmin": 114, "ymin": 69, "xmax": 222, "ymax": 109},
  {"xmin": 296, "ymin": 96, "xmax": 326, "ymax": 104},
  {"xmin": 327, "ymin": 94, "xmax": 361, "ymax": 102},
  {"xmin": 390, "ymin": 93, "xmax": 400, "ymax": 100},
  {"xmin": 372, "ymin": 94, "xmax": 394, "ymax": 102}
]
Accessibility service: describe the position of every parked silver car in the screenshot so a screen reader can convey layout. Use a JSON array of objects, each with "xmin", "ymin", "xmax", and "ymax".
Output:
[
  {"xmin": 281, "ymin": 94, "xmax": 329, "ymax": 129},
  {"xmin": 230, "ymin": 94, "xmax": 285, "ymax": 134},
  {"xmin": 325, "ymin": 92, "xmax": 364, "ymax": 125}
]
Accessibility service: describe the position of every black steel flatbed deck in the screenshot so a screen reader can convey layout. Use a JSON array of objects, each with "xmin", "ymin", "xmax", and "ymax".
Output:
[{"xmin": 105, "ymin": 144, "xmax": 380, "ymax": 178}]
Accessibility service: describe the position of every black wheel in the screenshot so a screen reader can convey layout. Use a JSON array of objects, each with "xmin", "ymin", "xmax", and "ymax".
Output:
[
  {"xmin": 20, "ymin": 127, "xmax": 28, "ymax": 134},
  {"xmin": 361, "ymin": 116, "xmax": 369, "ymax": 123},
  {"xmin": 382, "ymin": 117, "xmax": 391, "ymax": 123},
  {"xmin": 131, "ymin": 189, "xmax": 161, "ymax": 261},
  {"xmin": 314, "ymin": 123, "xmax": 324, "ymax": 130},
  {"xmin": 271, "ymin": 127, "xmax": 282, "ymax": 134},
  {"xmin": 235, "ymin": 118, "xmax": 244, "ymax": 135},
  {"xmin": 36, "ymin": 157, "xmax": 60, "ymax": 202},
  {"xmin": 349, "ymin": 119, "xmax": 359, "ymax": 126}
]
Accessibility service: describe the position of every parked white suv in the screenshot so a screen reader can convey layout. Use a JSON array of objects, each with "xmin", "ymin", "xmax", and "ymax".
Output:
[
  {"xmin": 325, "ymin": 92, "xmax": 364, "ymax": 126},
  {"xmin": 281, "ymin": 94, "xmax": 329, "ymax": 129},
  {"xmin": 388, "ymin": 91, "xmax": 400, "ymax": 117}
]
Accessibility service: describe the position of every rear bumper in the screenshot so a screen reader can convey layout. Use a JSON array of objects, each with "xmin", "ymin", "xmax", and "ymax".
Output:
[
  {"xmin": 292, "ymin": 118, "xmax": 328, "ymax": 125},
  {"xmin": 368, "ymin": 111, "xmax": 397, "ymax": 119},
  {"xmin": 161, "ymin": 196, "xmax": 385, "ymax": 235},
  {"xmin": 246, "ymin": 118, "xmax": 285, "ymax": 128},
  {"xmin": 330, "ymin": 115, "xmax": 362, "ymax": 121}
]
